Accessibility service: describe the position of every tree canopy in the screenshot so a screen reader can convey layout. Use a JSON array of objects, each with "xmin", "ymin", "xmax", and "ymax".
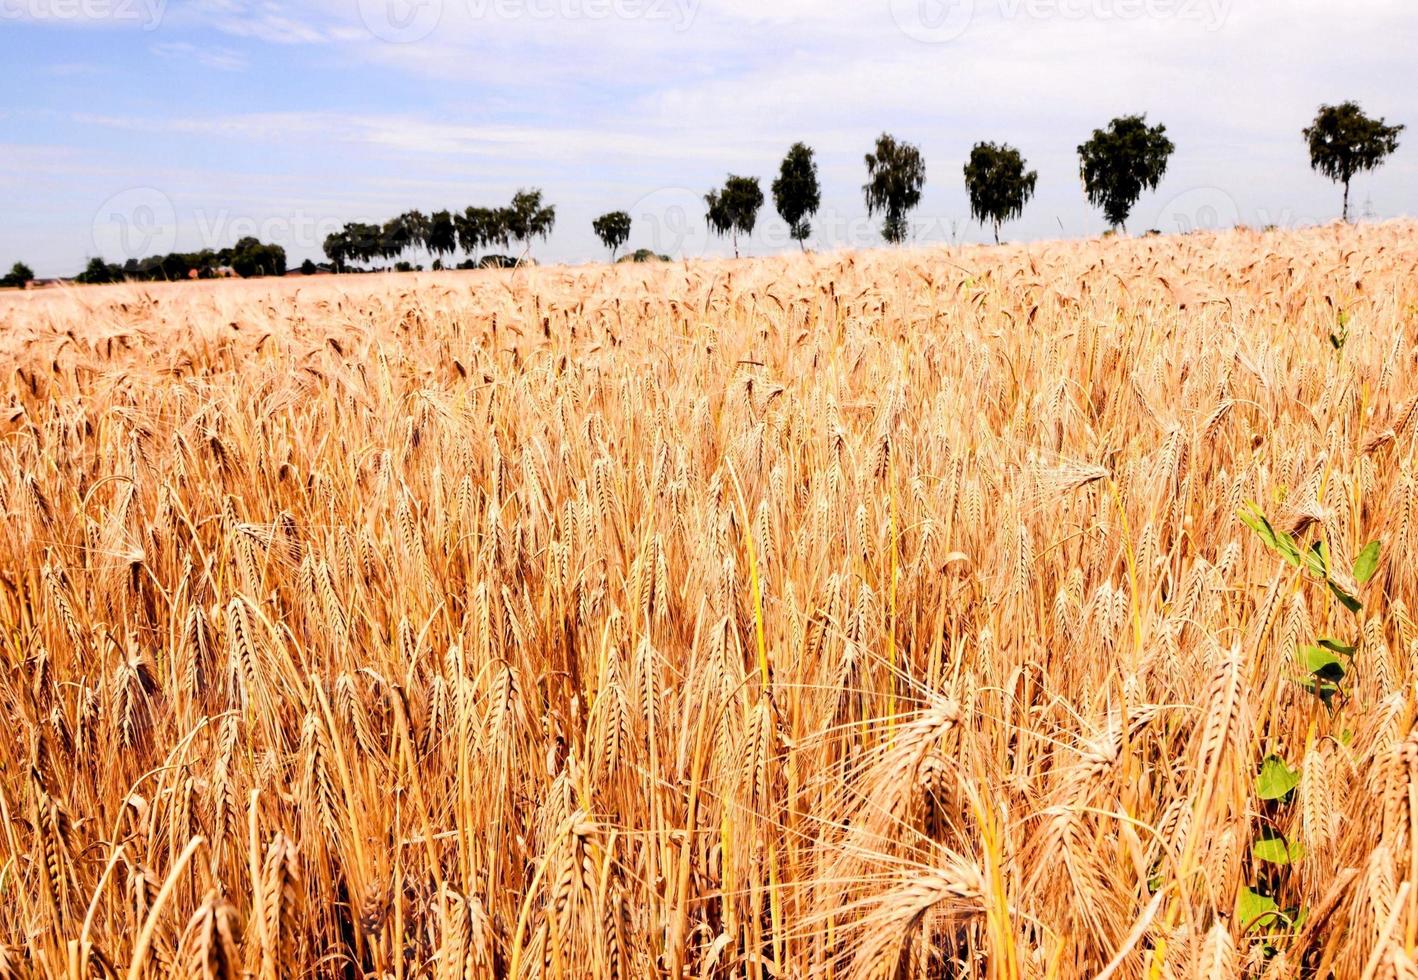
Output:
[
  {"xmin": 1303, "ymin": 101, "xmax": 1405, "ymax": 221},
  {"xmin": 319, "ymin": 191, "xmax": 556, "ymax": 273},
  {"xmin": 72, "ymin": 240, "xmax": 286, "ymax": 283},
  {"xmin": 592, "ymin": 211, "xmax": 632, "ymax": 259},
  {"xmin": 2, "ymin": 262, "xmax": 34, "ymax": 288},
  {"xmin": 456, "ymin": 208, "xmax": 507, "ymax": 256},
  {"xmin": 772, "ymin": 143, "xmax": 822, "ymax": 249},
  {"xmin": 863, "ymin": 133, "xmax": 925, "ymax": 244},
  {"xmin": 963, "ymin": 142, "xmax": 1037, "ymax": 244},
  {"xmin": 227, "ymin": 237, "xmax": 287, "ymax": 278},
  {"xmin": 705, "ymin": 175, "xmax": 764, "ymax": 258},
  {"xmin": 503, "ymin": 190, "xmax": 557, "ymax": 257},
  {"xmin": 426, "ymin": 210, "xmax": 458, "ymax": 259},
  {"xmin": 1077, "ymin": 115, "xmax": 1174, "ymax": 231},
  {"xmin": 380, "ymin": 216, "xmax": 415, "ymax": 261}
]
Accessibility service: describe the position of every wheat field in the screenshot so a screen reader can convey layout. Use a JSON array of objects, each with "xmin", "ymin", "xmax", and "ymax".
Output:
[{"xmin": 1, "ymin": 221, "xmax": 1416, "ymax": 978}]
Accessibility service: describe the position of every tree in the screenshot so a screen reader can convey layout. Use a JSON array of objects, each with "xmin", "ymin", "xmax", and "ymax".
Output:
[
  {"xmin": 1077, "ymin": 114, "xmax": 1174, "ymax": 232},
  {"xmin": 400, "ymin": 210, "xmax": 430, "ymax": 261},
  {"xmin": 227, "ymin": 237, "xmax": 286, "ymax": 278},
  {"xmin": 704, "ymin": 175, "xmax": 764, "ymax": 258},
  {"xmin": 502, "ymin": 190, "xmax": 556, "ymax": 260},
  {"xmin": 380, "ymin": 217, "xmax": 412, "ymax": 263},
  {"xmin": 348, "ymin": 223, "xmax": 383, "ymax": 266},
  {"xmin": 426, "ymin": 210, "xmax": 458, "ymax": 261},
  {"xmin": 592, "ymin": 211, "xmax": 632, "ymax": 260},
  {"xmin": 159, "ymin": 252, "xmax": 191, "ymax": 280},
  {"xmin": 300, "ymin": 259, "xmax": 318, "ymax": 275},
  {"xmin": 863, "ymin": 133, "xmax": 925, "ymax": 244},
  {"xmin": 1, "ymin": 262, "xmax": 34, "ymax": 288},
  {"xmin": 618, "ymin": 248, "xmax": 671, "ymax": 263},
  {"xmin": 75, "ymin": 257, "xmax": 119, "ymax": 284},
  {"xmin": 453, "ymin": 210, "xmax": 477, "ymax": 257},
  {"xmin": 1303, "ymin": 101, "xmax": 1404, "ymax": 222},
  {"xmin": 772, "ymin": 142, "xmax": 821, "ymax": 250},
  {"xmin": 963, "ymin": 142, "xmax": 1037, "ymax": 244},
  {"xmin": 457, "ymin": 207, "xmax": 508, "ymax": 259},
  {"xmin": 326, "ymin": 222, "xmax": 379, "ymax": 269},
  {"xmin": 323, "ymin": 230, "xmax": 350, "ymax": 272}
]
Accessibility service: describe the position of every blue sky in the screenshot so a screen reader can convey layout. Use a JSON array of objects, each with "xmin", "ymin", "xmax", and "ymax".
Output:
[{"xmin": 3, "ymin": 0, "xmax": 1415, "ymax": 276}]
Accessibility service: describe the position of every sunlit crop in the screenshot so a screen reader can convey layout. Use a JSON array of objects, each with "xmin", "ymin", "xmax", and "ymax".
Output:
[{"xmin": 1, "ymin": 221, "xmax": 1415, "ymax": 977}]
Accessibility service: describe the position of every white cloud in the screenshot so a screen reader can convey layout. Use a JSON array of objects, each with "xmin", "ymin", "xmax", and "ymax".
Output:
[
  {"xmin": 8, "ymin": 0, "xmax": 1417, "ymax": 275},
  {"xmin": 1, "ymin": 0, "xmax": 166, "ymax": 30},
  {"xmin": 180, "ymin": 0, "xmax": 331, "ymax": 43}
]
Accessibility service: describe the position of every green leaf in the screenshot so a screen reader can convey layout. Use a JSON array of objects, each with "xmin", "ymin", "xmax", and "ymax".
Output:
[
  {"xmin": 1317, "ymin": 637, "xmax": 1356, "ymax": 656},
  {"xmin": 1255, "ymin": 756, "xmax": 1300, "ymax": 800},
  {"xmin": 1237, "ymin": 886, "xmax": 1281, "ymax": 932},
  {"xmin": 1304, "ymin": 541, "xmax": 1327, "ymax": 578},
  {"xmin": 1238, "ymin": 503, "xmax": 1277, "ymax": 548},
  {"xmin": 1298, "ymin": 645, "xmax": 1345, "ymax": 681},
  {"xmin": 1239, "ymin": 504, "xmax": 1306, "ymax": 569},
  {"xmin": 1274, "ymin": 531, "xmax": 1303, "ymax": 568},
  {"xmin": 1327, "ymin": 579, "xmax": 1363, "ymax": 615},
  {"xmin": 1292, "ymin": 675, "xmax": 1342, "ymax": 708},
  {"xmin": 1353, "ymin": 540, "xmax": 1381, "ymax": 584},
  {"xmin": 1252, "ymin": 831, "xmax": 1306, "ymax": 865},
  {"xmin": 1300, "ymin": 545, "xmax": 1326, "ymax": 579}
]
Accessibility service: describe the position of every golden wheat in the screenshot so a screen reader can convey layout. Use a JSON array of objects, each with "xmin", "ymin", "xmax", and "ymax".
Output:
[{"xmin": 0, "ymin": 221, "xmax": 1416, "ymax": 976}]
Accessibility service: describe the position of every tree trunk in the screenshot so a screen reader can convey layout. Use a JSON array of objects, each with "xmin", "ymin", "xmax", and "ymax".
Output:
[
  {"xmin": 993, "ymin": 220, "xmax": 1000, "ymax": 245},
  {"xmin": 1342, "ymin": 180, "xmax": 1351, "ymax": 222},
  {"xmin": 732, "ymin": 230, "xmax": 739, "ymax": 259}
]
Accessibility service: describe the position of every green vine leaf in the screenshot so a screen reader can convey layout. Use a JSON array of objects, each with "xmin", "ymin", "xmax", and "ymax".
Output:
[
  {"xmin": 1237, "ymin": 886, "xmax": 1282, "ymax": 932},
  {"xmin": 1327, "ymin": 580, "xmax": 1362, "ymax": 614},
  {"xmin": 1252, "ymin": 831, "xmax": 1306, "ymax": 865},
  {"xmin": 1353, "ymin": 540, "xmax": 1380, "ymax": 584},
  {"xmin": 1298, "ymin": 645, "xmax": 1345, "ymax": 681},
  {"xmin": 1255, "ymin": 756, "xmax": 1300, "ymax": 801}
]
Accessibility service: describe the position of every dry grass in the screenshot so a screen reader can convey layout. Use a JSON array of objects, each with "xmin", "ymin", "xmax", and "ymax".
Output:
[{"xmin": 1, "ymin": 221, "xmax": 1416, "ymax": 978}]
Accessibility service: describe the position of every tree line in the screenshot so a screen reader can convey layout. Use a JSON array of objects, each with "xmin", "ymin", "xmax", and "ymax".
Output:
[
  {"xmin": 677, "ymin": 101, "xmax": 1402, "ymax": 259},
  {"xmin": 1, "ymin": 101, "xmax": 1403, "ymax": 287},
  {"xmin": 320, "ymin": 190, "xmax": 555, "ymax": 272},
  {"xmin": 67, "ymin": 237, "xmax": 290, "ymax": 285}
]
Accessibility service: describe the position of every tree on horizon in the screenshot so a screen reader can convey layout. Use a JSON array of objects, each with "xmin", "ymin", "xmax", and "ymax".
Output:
[
  {"xmin": 592, "ymin": 211, "xmax": 632, "ymax": 260},
  {"xmin": 1077, "ymin": 114, "xmax": 1174, "ymax": 232},
  {"xmin": 705, "ymin": 176, "xmax": 764, "ymax": 258},
  {"xmin": 864, "ymin": 133, "xmax": 925, "ymax": 244},
  {"xmin": 503, "ymin": 190, "xmax": 557, "ymax": 261},
  {"xmin": 426, "ymin": 210, "xmax": 458, "ymax": 261},
  {"xmin": 1, "ymin": 262, "xmax": 34, "ymax": 288},
  {"xmin": 963, "ymin": 142, "xmax": 1037, "ymax": 244},
  {"xmin": 1303, "ymin": 101, "xmax": 1404, "ymax": 222},
  {"xmin": 772, "ymin": 142, "xmax": 822, "ymax": 250}
]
